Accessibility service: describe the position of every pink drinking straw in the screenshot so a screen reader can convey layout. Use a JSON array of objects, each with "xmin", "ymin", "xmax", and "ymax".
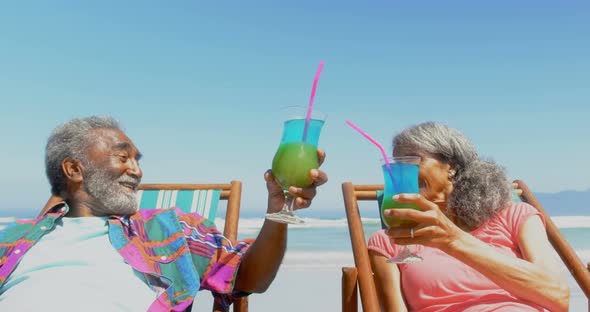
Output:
[
  {"xmin": 302, "ymin": 60, "xmax": 325, "ymax": 142},
  {"xmin": 345, "ymin": 120, "xmax": 398, "ymax": 191}
]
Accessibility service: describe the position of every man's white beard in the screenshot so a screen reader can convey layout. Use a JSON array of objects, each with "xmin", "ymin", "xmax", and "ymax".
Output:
[{"xmin": 84, "ymin": 164, "xmax": 140, "ymax": 216}]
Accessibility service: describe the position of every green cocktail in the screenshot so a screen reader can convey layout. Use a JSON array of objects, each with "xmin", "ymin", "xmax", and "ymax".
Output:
[
  {"xmin": 272, "ymin": 142, "xmax": 319, "ymax": 188},
  {"xmin": 381, "ymin": 196, "xmax": 420, "ymax": 229}
]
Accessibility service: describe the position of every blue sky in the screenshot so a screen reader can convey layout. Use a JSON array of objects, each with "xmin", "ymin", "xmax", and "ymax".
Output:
[{"xmin": 1, "ymin": 1, "xmax": 588, "ymax": 218}]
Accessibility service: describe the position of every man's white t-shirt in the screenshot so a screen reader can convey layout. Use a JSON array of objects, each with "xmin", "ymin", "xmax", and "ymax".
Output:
[{"xmin": 0, "ymin": 217, "xmax": 156, "ymax": 311}]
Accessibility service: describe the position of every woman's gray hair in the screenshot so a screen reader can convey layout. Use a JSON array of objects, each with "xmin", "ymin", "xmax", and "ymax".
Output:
[
  {"xmin": 45, "ymin": 116, "xmax": 122, "ymax": 195},
  {"xmin": 448, "ymin": 158, "xmax": 511, "ymax": 229},
  {"xmin": 393, "ymin": 122, "xmax": 511, "ymax": 228},
  {"xmin": 393, "ymin": 122, "xmax": 479, "ymax": 174}
]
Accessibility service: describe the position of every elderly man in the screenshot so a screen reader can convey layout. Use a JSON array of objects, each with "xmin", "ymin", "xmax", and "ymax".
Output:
[{"xmin": 0, "ymin": 116, "xmax": 328, "ymax": 311}]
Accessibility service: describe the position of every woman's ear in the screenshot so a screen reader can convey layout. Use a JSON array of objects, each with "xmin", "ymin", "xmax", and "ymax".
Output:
[
  {"xmin": 62, "ymin": 158, "xmax": 84, "ymax": 183},
  {"xmin": 448, "ymin": 169, "xmax": 456, "ymax": 180}
]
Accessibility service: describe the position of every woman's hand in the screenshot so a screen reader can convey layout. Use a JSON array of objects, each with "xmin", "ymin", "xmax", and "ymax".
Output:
[
  {"xmin": 385, "ymin": 193, "xmax": 466, "ymax": 252},
  {"xmin": 265, "ymin": 149, "xmax": 328, "ymax": 214}
]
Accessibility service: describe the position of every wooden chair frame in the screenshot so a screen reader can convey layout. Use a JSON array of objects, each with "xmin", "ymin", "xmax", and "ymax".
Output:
[
  {"xmin": 341, "ymin": 180, "xmax": 590, "ymax": 312},
  {"xmin": 138, "ymin": 181, "xmax": 248, "ymax": 312}
]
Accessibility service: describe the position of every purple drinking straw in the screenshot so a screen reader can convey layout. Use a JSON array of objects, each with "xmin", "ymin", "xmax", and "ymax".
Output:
[
  {"xmin": 345, "ymin": 120, "xmax": 399, "ymax": 192},
  {"xmin": 302, "ymin": 60, "xmax": 325, "ymax": 142}
]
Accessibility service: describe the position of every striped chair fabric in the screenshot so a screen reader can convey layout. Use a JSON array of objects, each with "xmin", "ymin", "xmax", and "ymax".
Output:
[
  {"xmin": 137, "ymin": 189, "xmax": 221, "ymax": 221},
  {"xmin": 135, "ymin": 181, "xmax": 248, "ymax": 312}
]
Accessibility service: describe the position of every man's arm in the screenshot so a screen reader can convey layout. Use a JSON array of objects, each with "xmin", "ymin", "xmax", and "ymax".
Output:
[{"xmin": 234, "ymin": 150, "xmax": 327, "ymax": 293}]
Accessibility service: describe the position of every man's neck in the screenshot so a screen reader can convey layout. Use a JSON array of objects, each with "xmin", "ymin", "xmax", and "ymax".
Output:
[{"xmin": 65, "ymin": 194, "xmax": 104, "ymax": 217}]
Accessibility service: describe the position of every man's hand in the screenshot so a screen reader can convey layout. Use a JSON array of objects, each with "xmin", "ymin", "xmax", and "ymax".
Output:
[
  {"xmin": 265, "ymin": 149, "xmax": 328, "ymax": 214},
  {"xmin": 235, "ymin": 149, "xmax": 328, "ymax": 293}
]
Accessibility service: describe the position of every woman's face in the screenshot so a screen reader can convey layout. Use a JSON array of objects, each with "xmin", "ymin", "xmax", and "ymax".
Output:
[{"xmin": 393, "ymin": 147, "xmax": 454, "ymax": 207}]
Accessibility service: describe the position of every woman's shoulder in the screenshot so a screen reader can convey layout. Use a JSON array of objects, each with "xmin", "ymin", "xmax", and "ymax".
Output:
[
  {"xmin": 368, "ymin": 229, "xmax": 389, "ymax": 243},
  {"xmin": 367, "ymin": 229, "xmax": 402, "ymax": 257},
  {"xmin": 499, "ymin": 201, "xmax": 543, "ymax": 221},
  {"xmin": 491, "ymin": 202, "xmax": 545, "ymax": 235}
]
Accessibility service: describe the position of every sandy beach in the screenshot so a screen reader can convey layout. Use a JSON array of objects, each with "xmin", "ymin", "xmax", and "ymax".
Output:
[{"xmin": 192, "ymin": 266, "xmax": 344, "ymax": 311}]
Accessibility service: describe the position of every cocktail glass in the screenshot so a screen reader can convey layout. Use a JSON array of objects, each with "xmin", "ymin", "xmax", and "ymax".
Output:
[
  {"xmin": 381, "ymin": 156, "xmax": 423, "ymax": 263},
  {"xmin": 265, "ymin": 106, "xmax": 325, "ymax": 224}
]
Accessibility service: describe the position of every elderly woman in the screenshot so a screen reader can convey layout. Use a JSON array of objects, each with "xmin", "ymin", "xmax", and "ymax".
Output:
[{"xmin": 368, "ymin": 122, "xmax": 569, "ymax": 312}]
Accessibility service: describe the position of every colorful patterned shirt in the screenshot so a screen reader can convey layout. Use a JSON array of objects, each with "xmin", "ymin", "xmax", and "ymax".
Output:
[{"xmin": 0, "ymin": 203, "xmax": 253, "ymax": 311}]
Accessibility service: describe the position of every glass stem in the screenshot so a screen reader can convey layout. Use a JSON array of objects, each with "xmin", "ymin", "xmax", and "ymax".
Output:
[{"xmin": 282, "ymin": 192, "xmax": 296, "ymax": 215}]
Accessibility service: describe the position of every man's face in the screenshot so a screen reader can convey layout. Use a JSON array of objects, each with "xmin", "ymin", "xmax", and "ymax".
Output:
[{"xmin": 82, "ymin": 128, "xmax": 143, "ymax": 216}]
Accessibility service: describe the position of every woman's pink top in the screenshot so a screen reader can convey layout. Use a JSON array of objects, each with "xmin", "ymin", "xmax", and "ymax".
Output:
[{"xmin": 368, "ymin": 202, "xmax": 546, "ymax": 311}]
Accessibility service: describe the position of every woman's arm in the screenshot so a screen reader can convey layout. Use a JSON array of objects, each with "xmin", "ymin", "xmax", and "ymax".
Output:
[
  {"xmin": 388, "ymin": 194, "xmax": 570, "ymax": 312},
  {"xmin": 369, "ymin": 250, "xmax": 408, "ymax": 312},
  {"xmin": 446, "ymin": 215, "xmax": 569, "ymax": 311}
]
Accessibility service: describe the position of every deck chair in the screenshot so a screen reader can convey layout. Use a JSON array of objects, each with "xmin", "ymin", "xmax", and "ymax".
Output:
[
  {"xmin": 138, "ymin": 181, "xmax": 248, "ymax": 312},
  {"xmin": 341, "ymin": 180, "xmax": 590, "ymax": 312}
]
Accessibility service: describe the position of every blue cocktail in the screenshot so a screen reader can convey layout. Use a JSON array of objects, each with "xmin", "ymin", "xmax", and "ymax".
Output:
[{"xmin": 381, "ymin": 156, "xmax": 423, "ymax": 263}]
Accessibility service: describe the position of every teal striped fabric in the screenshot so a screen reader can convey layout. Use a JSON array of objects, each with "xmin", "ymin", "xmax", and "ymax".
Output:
[
  {"xmin": 137, "ymin": 189, "xmax": 221, "ymax": 221},
  {"xmin": 511, "ymin": 188, "xmax": 522, "ymax": 203}
]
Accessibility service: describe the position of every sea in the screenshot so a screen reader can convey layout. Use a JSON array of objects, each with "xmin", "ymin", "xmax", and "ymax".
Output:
[{"xmin": 1, "ymin": 215, "xmax": 589, "ymax": 308}]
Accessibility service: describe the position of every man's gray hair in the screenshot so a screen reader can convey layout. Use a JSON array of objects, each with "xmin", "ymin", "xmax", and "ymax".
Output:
[
  {"xmin": 45, "ymin": 116, "xmax": 122, "ymax": 195},
  {"xmin": 393, "ymin": 122, "xmax": 511, "ymax": 229}
]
